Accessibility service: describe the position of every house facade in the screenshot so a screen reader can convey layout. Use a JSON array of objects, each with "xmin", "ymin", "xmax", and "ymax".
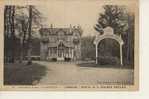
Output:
[{"xmin": 39, "ymin": 25, "xmax": 82, "ymax": 61}]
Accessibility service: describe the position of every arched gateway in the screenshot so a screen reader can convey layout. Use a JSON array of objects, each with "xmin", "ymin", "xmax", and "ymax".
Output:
[{"xmin": 93, "ymin": 27, "xmax": 124, "ymax": 65}]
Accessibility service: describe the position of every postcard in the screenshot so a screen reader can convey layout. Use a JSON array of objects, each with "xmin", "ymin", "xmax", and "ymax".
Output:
[{"xmin": 0, "ymin": 0, "xmax": 139, "ymax": 91}]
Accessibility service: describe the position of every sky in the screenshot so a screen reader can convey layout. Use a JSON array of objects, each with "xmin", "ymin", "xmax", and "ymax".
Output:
[{"xmin": 37, "ymin": 1, "xmax": 104, "ymax": 36}]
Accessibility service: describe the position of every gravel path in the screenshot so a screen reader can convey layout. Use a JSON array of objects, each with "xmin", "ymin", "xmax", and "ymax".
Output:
[{"xmin": 34, "ymin": 61, "xmax": 134, "ymax": 85}]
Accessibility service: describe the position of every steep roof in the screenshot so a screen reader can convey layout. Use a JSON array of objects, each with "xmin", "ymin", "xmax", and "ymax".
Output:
[{"xmin": 39, "ymin": 27, "xmax": 82, "ymax": 36}]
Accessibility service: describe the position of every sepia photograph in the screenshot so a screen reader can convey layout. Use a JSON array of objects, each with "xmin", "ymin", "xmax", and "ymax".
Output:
[{"xmin": 0, "ymin": 0, "xmax": 139, "ymax": 91}]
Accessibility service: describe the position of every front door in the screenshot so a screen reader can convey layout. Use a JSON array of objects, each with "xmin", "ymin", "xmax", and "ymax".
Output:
[{"xmin": 57, "ymin": 42, "xmax": 65, "ymax": 60}]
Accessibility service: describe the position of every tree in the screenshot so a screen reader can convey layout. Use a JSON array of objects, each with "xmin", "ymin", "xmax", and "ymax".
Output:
[
  {"xmin": 26, "ymin": 5, "xmax": 33, "ymax": 65},
  {"xmin": 14, "ymin": 6, "xmax": 43, "ymax": 64},
  {"xmin": 94, "ymin": 5, "xmax": 135, "ymax": 65},
  {"xmin": 81, "ymin": 36, "xmax": 96, "ymax": 60},
  {"xmin": 94, "ymin": 5, "xmax": 129, "ymax": 35},
  {"xmin": 4, "ymin": 5, "xmax": 44, "ymax": 64},
  {"xmin": 4, "ymin": 6, "xmax": 16, "ymax": 63},
  {"xmin": 27, "ymin": 5, "xmax": 44, "ymax": 65},
  {"xmin": 15, "ymin": 10, "xmax": 29, "ymax": 63}
]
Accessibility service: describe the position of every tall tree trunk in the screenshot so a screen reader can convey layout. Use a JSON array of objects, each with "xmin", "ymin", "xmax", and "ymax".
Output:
[
  {"xmin": 19, "ymin": 37, "xmax": 23, "ymax": 63},
  {"xmin": 126, "ymin": 14, "xmax": 133, "ymax": 65},
  {"xmin": 10, "ymin": 6, "xmax": 15, "ymax": 63},
  {"xmin": 4, "ymin": 6, "xmax": 8, "ymax": 63},
  {"xmin": 19, "ymin": 20, "xmax": 27, "ymax": 63},
  {"xmin": 5, "ymin": 6, "xmax": 15, "ymax": 63},
  {"xmin": 27, "ymin": 5, "xmax": 33, "ymax": 65}
]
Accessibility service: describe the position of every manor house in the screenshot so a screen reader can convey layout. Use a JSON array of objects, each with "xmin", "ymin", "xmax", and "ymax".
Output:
[{"xmin": 39, "ymin": 25, "xmax": 82, "ymax": 61}]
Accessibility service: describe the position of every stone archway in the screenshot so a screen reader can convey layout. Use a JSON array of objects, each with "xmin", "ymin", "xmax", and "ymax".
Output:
[{"xmin": 94, "ymin": 27, "xmax": 124, "ymax": 65}]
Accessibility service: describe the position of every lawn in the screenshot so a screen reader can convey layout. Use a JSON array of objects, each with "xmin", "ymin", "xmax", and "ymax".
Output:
[
  {"xmin": 4, "ymin": 62, "xmax": 47, "ymax": 85},
  {"xmin": 77, "ymin": 62, "xmax": 134, "ymax": 69}
]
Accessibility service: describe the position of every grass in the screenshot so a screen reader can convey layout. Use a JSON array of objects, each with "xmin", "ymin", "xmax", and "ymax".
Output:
[
  {"xmin": 4, "ymin": 62, "xmax": 47, "ymax": 85},
  {"xmin": 77, "ymin": 62, "xmax": 134, "ymax": 69}
]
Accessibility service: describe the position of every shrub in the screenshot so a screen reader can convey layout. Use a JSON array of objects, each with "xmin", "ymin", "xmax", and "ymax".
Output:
[
  {"xmin": 64, "ymin": 57, "xmax": 71, "ymax": 62},
  {"xmin": 51, "ymin": 58, "xmax": 57, "ymax": 62},
  {"xmin": 98, "ymin": 56, "xmax": 120, "ymax": 65}
]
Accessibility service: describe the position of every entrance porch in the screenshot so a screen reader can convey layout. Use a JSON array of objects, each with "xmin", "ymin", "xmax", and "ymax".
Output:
[{"xmin": 48, "ymin": 46, "xmax": 74, "ymax": 61}]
